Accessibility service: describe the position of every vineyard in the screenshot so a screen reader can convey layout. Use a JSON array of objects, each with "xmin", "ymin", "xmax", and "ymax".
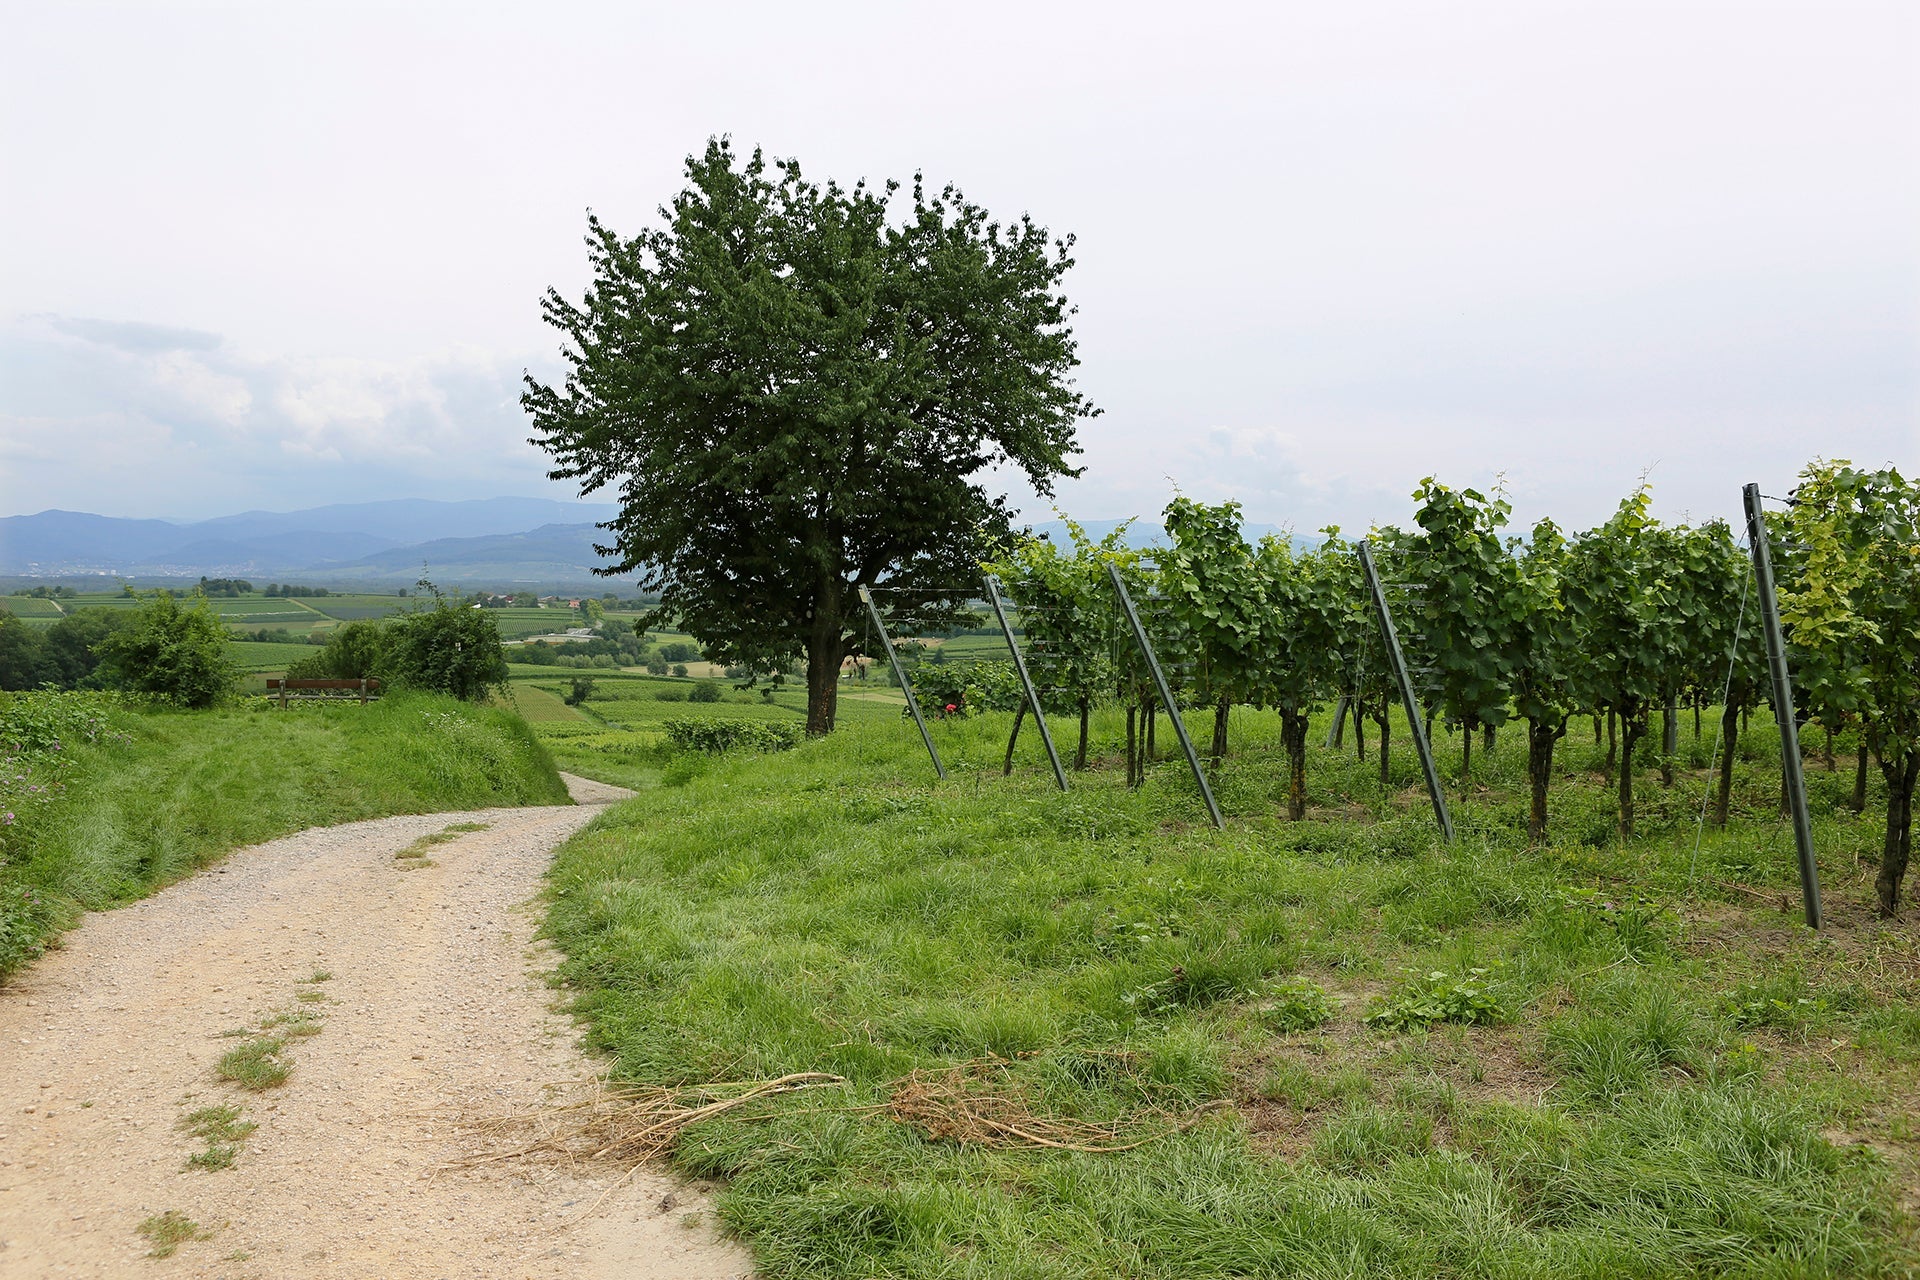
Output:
[{"xmin": 864, "ymin": 459, "xmax": 1918, "ymax": 917}]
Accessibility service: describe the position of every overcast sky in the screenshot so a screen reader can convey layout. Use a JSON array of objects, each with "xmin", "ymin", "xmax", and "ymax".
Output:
[{"xmin": 2, "ymin": 0, "xmax": 1913, "ymax": 535}]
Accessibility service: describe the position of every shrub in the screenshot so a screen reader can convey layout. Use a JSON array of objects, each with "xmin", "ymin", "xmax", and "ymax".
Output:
[
  {"xmin": 377, "ymin": 605, "xmax": 509, "ymax": 702},
  {"xmin": 687, "ymin": 681, "xmax": 723, "ymax": 704},
  {"xmin": 286, "ymin": 619, "xmax": 387, "ymax": 680},
  {"xmin": 94, "ymin": 592, "xmax": 237, "ymax": 708},
  {"xmin": 654, "ymin": 686, "xmax": 688, "ymax": 702},
  {"xmin": 662, "ymin": 717, "xmax": 800, "ymax": 754},
  {"xmin": 564, "ymin": 676, "xmax": 597, "ymax": 706}
]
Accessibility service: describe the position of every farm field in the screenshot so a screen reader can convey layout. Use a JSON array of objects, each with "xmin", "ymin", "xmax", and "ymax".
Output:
[
  {"xmin": 0, "ymin": 596, "xmax": 68, "ymax": 618},
  {"xmin": 541, "ymin": 699, "xmax": 1920, "ymax": 1279}
]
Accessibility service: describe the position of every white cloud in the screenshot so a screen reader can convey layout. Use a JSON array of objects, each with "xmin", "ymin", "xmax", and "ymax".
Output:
[{"xmin": 0, "ymin": 315, "xmax": 565, "ymax": 518}]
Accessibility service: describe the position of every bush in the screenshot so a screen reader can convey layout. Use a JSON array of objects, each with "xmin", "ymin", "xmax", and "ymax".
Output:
[
  {"xmin": 286, "ymin": 619, "xmax": 387, "ymax": 680},
  {"xmin": 378, "ymin": 604, "xmax": 510, "ymax": 701},
  {"xmin": 661, "ymin": 717, "xmax": 800, "ymax": 754},
  {"xmin": 654, "ymin": 686, "xmax": 688, "ymax": 702},
  {"xmin": 95, "ymin": 593, "xmax": 237, "ymax": 708},
  {"xmin": 564, "ymin": 676, "xmax": 597, "ymax": 706},
  {"xmin": 687, "ymin": 681, "xmax": 723, "ymax": 704}
]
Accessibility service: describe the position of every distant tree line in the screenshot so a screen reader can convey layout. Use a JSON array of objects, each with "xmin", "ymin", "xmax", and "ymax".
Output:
[{"xmin": 262, "ymin": 584, "xmax": 331, "ymax": 597}]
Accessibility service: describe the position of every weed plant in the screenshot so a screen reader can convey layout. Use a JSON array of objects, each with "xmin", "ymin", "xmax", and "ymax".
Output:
[{"xmin": 544, "ymin": 700, "xmax": 1918, "ymax": 1278}]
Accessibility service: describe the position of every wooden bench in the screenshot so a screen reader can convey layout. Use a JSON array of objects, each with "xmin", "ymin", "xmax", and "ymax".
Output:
[{"xmin": 266, "ymin": 677, "xmax": 382, "ymax": 707}]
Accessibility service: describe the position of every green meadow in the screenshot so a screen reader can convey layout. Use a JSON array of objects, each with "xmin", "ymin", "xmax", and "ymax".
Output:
[{"xmin": 537, "ymin": 699, "xmax": 1920, "ymax": 1279}]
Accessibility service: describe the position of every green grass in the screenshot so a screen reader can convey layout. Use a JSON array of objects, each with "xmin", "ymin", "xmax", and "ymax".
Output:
[
  {"xmin": 0, "ymin": 690, "xmax": 569, "ymax": 977},
  {"xmin": 224, "ymin": 640, "xmax": 326, "ymax": 672},
  {"xmin": 541, "ymin": 702, "xmax": 1918, "ymax": 1278},
  {"xmin": 136, "ymin": 1210, "xmax": 210, "ymax": 1258},
  {"xmin": 217, "ymin": 1035, "xmax": 291, "ymax": 1089},
  {"xmin": 180, "ymin": 1103, "xmax": 258, "ymax": 1171}
]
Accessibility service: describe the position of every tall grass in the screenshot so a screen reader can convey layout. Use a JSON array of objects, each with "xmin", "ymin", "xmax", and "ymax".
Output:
[
  {"xmin": 0, "ymin": 690, "xmax": 568, "ymax": 976},
  {"xmin": 543, "ymin": 702, "xmax": 1915, "ymax": 1278}
]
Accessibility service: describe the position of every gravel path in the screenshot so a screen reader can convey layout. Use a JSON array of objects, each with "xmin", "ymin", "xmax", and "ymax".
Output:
[{"xmin": 0, "ymin": 773, "xmax": 753, "ymax": 1279}]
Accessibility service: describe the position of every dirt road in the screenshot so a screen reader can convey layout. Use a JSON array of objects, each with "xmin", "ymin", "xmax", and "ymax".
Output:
[{"xmin": 0, "ymin": 774, "xmax": 752, "ymax": 1279}]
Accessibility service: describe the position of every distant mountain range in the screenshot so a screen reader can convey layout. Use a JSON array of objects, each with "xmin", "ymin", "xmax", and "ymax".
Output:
[
  {"xmin": 0, "ymin": 498, "xmax": 626, "ymax": 586},
  {"xmin": 0, "ymin": 502, "xmax": 1308, "ymax": 587}
]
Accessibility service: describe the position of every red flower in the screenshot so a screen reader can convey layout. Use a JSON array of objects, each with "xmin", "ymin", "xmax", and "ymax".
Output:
[{"xmin": 945, "ymin": 703, "xmax": 958, "ymax": 713}]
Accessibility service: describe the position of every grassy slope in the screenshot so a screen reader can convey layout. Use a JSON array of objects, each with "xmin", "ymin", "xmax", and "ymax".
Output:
[
  {"xmin": 516, "ymin": 670, "xmax": 898, "ymax": 790},
  {"xmin": 2, "ymin": 691, "xmax": 569, "ymax": 974},
  {"xmin": 543, "ymin": 703, "xmax": 1919, "ymax": 1279}
]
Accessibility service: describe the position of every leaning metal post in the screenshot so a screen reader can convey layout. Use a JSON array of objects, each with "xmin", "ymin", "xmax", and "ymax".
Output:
[
  {"xmin": 1357, "ymin": 540, "xmax": 1455, "ymax": 843},
  {"xmin": 1742, "ymin": 483, "xmax": 1822, "ymax": 930},
  {"xmin": 858, "ymin": 585, "xmax": 946, "ymax": 781},
  {"xmin": 1106, "ymin": 563, "xmax": 1224, "ymax": 828},
  {"xmin": 983, "ymin": 574, "xmax": 1068, "ymax": 790}
]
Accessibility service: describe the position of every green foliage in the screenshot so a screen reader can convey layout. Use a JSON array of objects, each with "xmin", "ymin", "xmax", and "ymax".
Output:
[
  {"xmin": 1777, "ymin": 460, "xmax": 1920, "ymax": 913},
  {"xmin": 687, "ymin": 680, "xmax": 724, "ymax": 704},
  {"xmin": 286, "ymin": 619, "xmax": 387, "ymax": 680},
  {"xmin": 984, "ymin": 519, "xmax": 1137, "ymax": 723},
  {"xmin": 662, "ymin": 716, "xmax": 801, "ymax": 754},
  {"xmin": 909, "ymin": 661, "xmax": 1023, "ymax": 716},
  {"xmin": 523, "ymin": 137, "xmax": 1095, "ymax": 732},
  {"xmin": 378, "ymin": 602, "xmax": 511, "ymax": 702},
  {"xmin": 94, "ymin": 591, "xmax": 238, "ymax": 708},
  {"xmin": 1365, "ymin": 968, "xmax": 1508, "ymax": 1029},
  {"xmin": 1260, "ymin": 975, "xmax": 1336, "ymax": 1032},
  {"xmin": 565, "ymin": 675, "xmax": 597, "ymax": 706}
]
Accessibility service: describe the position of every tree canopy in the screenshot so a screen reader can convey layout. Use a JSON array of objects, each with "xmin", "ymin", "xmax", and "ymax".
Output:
[{"xmin": 523, "ymin": 139, "xmax": 1096, "ymax": 733}]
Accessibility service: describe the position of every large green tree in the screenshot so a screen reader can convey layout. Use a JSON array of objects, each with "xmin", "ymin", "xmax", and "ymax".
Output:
[{"xmin": 524, "ymin": 139, "xmax": 1095, "ymax": 733}]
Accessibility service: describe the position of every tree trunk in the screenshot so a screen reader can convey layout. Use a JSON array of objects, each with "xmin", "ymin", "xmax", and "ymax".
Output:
[
  {"xmin": 1075, "ymin": 698, "xmax": 1090, "ymax": 771},
  {"xmin": 1824, "ymin": 726, "xmax": 1835, "ymax": 772},
  {"xmin": 1211, "ymin": 697, "xmax": 1230, "ymax": 765},
  {"xmin": 1375, "ymin": 707, "xmax": 1392, "ymax": 785},
  {"xmin": 804, "ymin": 623, "xmax": 845, "ymax": 736},
  {"xmin": 1003, "ymin": 704, "xmax": 1026, "ymax": 776},
  {"xmin": 1526, "ymin": 716, "xmax": 1558, "ymax": 843},
  {"xmin": 1462, "ymin": 718, "xmax": 1474, "ymax": 782},
  {"xmin": 1125, "ymin": 704, "xmax": 1138, "ymax": 789},
  {"xmin": 1593, "ymin": 715, "xmax": 1601, "ymax": 746},
  {"xmin": 1330, "ymin": 695, "xmax": 1347, "ymax": 749},
  {"xmin": 1146, "ymin": 705, "xmax": 1157, "ymax": 760},
  {"xmin": 1852, "ymin": 731, "xmax": 1869, "ymax": 814},
  {"xmin": 1280, "ymin": 709, "xmax": 1310, "ymax": 820},
  {"xmin": 1713, "ymin": 701, "xmax": 1740, "ymax": 828},
  {"xmin": 1617, "ymin": 715, "xmax": 1643, "ymax": 838},
  {"xmin": 1876, "ymin": 751, "xmax": 1919, "ymax": 917},
  {"xmin": 1693, "ymin": 700, "xmax": 1702, "ymax": 740},
  {"xmin": 1659, "ymin": 697, "xmax": 1678, "ymax": 786}
]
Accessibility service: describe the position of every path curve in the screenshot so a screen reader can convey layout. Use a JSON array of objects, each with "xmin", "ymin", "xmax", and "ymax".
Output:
[{"xmin": 0, "ymin": 774, "xmax": 752, "ymax": 1279}]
